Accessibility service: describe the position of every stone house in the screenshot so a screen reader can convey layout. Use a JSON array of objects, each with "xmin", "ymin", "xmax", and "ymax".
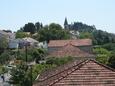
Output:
[
  {"xmin": 23, "ymin": 37, "xmax": 39, "ymax": 47},
  {"xmin": 0, "ymin": 30, "xmax": 15, "ymax": 41},
  {"xmin": 48, "ymin": 39, "xmax": 94, "ymax": 58}
]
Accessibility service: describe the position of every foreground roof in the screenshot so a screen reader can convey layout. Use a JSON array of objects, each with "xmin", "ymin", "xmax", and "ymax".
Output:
[
  {"xmin": 34, "ymin": 59, "xmax": 115, "ymax": 86},
  {"xmin": 48, "ymin": 44, "xmax": 94, "ymax": 57},
  {"xmin": 48, "ymin": 39, "xmax": 92, "ymax": 47}
]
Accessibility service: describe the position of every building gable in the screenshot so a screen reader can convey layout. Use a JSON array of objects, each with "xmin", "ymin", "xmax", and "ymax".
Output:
[{"xmin": 34, "ymin": 59, "xmax": 115, "ymax": 86}]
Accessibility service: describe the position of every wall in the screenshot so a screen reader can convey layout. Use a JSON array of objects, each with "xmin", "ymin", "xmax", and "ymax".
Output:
[{"xmin": 77, "ymin": 45, "xmax": 93, "ymax": 54}]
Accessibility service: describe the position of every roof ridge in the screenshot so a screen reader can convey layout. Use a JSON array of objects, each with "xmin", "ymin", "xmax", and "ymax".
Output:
[
  {"xmin": 49, "ymin": 39, "xmax": 92, "ymax": 41},
  {"xmin": 34, "ymin": 59, "xmax": 87, "ymax": 85},
  {"xmin": 34, "ymin": 59, "xmax": 115, "ymax": 86},
  {"xmin": 63, "ymin": 42, "xmax": 75, "ymax": 47},
  {"xmin": 38, "ymin": 59, "xmax": 84, "ymax": 81},
  {"xmin": 50, "ymin": 59, "xmax": 90, "ymax": 86},
  {"xmin": 48, "ymin": 43, "xmax": 94, "ymax": 58},
  {"xmin": 49, "ymin": 59, "xmax": 115, "ymax": 86}
]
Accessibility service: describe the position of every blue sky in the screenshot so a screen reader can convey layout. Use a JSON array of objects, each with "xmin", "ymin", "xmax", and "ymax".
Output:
[{"xmin": 0, "ymin": 0, "xmax": 115, "ymax": 33}]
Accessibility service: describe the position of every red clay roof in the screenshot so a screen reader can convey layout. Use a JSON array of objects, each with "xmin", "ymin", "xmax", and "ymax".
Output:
[
  {"xmin": 37, "ymin": 59, "xmax": 83, "ymax": 81},
  {"xmin": 48, "ymin": 43, "xmax": 94, "ymax": 57},
  {"xmin": 48, "ymin": 39, "xmax": 92, "ymax": 47},
  {"xmin": 33, "ymin": 59, "xmax": 115, "ymax": 86}
]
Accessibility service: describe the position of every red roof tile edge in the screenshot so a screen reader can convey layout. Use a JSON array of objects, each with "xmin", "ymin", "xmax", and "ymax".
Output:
[
  {"xmin": 33, "ymin": 59, "xmax": 115, "ymax": 86},
  {"xmin": 48, "ymin": 39, "xmax": 92, "ymax": 47}
]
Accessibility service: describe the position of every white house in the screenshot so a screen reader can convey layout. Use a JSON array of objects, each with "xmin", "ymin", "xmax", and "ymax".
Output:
[
  {"xmin": 23, "ymin": 37, "xmax": 39, "ymax": 47},
  {"xmin": 38, "ymin": 41, "xmax": 48, "ymax": 49},
  {"xmin": 8, "ymin": 38, "xmax": 25, "ymax": 49},
  {"xmin": 9, "ymin": 40, "xmax": 19, "ymax": 49}
]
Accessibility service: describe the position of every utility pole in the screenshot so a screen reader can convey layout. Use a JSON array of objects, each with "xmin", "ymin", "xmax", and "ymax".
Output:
[
  {"xmin": 25, "ymin": 44, "xmax": 28, "ymax": 64},
  {"xmin": 30, "ymin": 65, "xmax": 33, "ymax": 86}
]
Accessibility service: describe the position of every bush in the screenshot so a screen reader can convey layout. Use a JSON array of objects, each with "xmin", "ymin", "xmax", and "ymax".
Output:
[
  {"xmin": 93, "ymin": 47, "xmax": 111, "ymax": 64},
  {"xmin": 96, "ymin": 54, "xmax": 109, "ymax": 64},
  {"xmin": 108, "ymin": 53, "xmax": 115, "ymax": 68},
  {"xmin": 32, "ymin": 63, "xmax": 56, "ymax": 80},
  {"xmin": 46, "ymin": 56, "xmax": 73, "ymax": 66}
]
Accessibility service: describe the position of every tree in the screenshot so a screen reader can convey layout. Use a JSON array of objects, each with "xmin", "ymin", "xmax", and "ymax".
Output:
[
  {"xmin": 22, "ymin": 23, "xmax": 36, "ymax": 34},
  {"xmin": 16, "ymin": 32, "xmax": 30, "ymax": 38},
  {"xmin": 93, "ymin": 48, "xmax": 111, "ymax": 64},
  {"xmin": 79, "ymin": 32, "xmax": 93, "ymax": 39},
  {"xmin": 70, "ymin": 22, "xmax": 96, "ymax": 32},
  {"xmin": 102, "ymin": 43, "xmax": 115, "ymax": 51},
  {"xmin": 35, "ymin": 22, "xmax": 42, "ymax": 32},
  {"xmin": 0, "ymin": 51, "xmax": 11, "ymax": 64},
  {"xmin": 92, "ymin": 30, "xmax": 114, "ymax": 45},
  {"xmin": 46, "ymin": 56, "xmax": 73, "ymax": 66},
  {"xmin": 16, "ymin": 48, "xmax": 34, "ymax": 62},
  {"xmin": 0, "ymin": 36, "xmax": 8, "ymax": 50},
  {"xmin": 9, "ymin": 63, "xmax": 32, "ymax": 86},
  {"xmin": 38, "ymin": 23, "xmax": 71, "ymax": 42},
  {"xmin": 108, "ymin": 53, "xmax": 115, "ymax": 68},
  {"xmin": 32, "ymin": 48, "xmax": 46, "ymax": 63}
]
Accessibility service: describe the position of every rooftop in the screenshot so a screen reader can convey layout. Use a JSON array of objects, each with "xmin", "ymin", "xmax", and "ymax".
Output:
[
  {"xmin": 34, "ymin": 59, "xmax": 115, "ymax": 86},
  {"xmin": 48, "ymin": 39, "xmax": 92, "ymax": 47},
  {"xmin": 48, "ymin": 43, "xmax": 94, "ymax": 58}
]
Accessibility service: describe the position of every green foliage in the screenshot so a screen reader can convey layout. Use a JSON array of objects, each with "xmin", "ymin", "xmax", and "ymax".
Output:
[
  {"xmin": 16, "ymin": 32, "xmax": 30, "ymax": 38},
  {"xmin": 32, "ymin": 48, "xmax": 46, "ymax": 63},
  {"xmin": 108, "ymin": 53, "xmax": 115, "ymax": 68},
  {"xmin": 102, "ymin": 43, "xmax": 115, "ymax": 51},
  {"xmin": 46, "ymin": 56, "xmax": 73, "ymax": 66},
  {"xmin": 93, "ymin": 47, "xmax": 110, "ymax": 55},
  {"xmin": 93, "ymin": 48, "xmax": 111, "ymax": 64},
  {"xmin": 16, "ymin": 48, "xmax": 46, "ymax": 63},
  {"xmin": 16, "ymin": 48, "xmax": 34, "ymax": 62},
  {"xmin": 0, "ymin": 51, "xmax": 11, "ymax": 64},
  {"xmin": 21, "ymin": 23, "xmax": 36, "ymax": 34},
  {"xmin": 96, "ymin": 54, "xmax": 109, "ymax": 64},
  {"xmin": 32, "ymin": 63, "xmax": 56, "ymax": 80},
  {"xmin": 38, "ymin": 23, "xmax": 71, "ymax": 42},
  {"xmin": 0, "ymin": 36, "xmax": 8, "ymax": 50},
  {"xmin": 35, "ymin": 22, "xmax": 43, "ymax": 32},
  {"xmin": 10, "ymin": 62, "xmax": 56, "ymax": 86},
  {"xmin": 70, "ymin": 22, "xmax": 96, "ymax": 32},
  {"xmin": 0, "ymin": 66, "xmax": 8, "ymax": 74},
  {"xmin": 9, "ymin": 63, "xmax": 32, "ymax": 86},
  {"xmin": 80, "ymin": 32, "xmax": 93, "ymax": 39},
  {"xmin": 69, "ymin": 22, "xmax": 115, "ymax": 45},
  {"xmin": 92, "ymin": 30, "xmax": 115, "ymax": 45}
]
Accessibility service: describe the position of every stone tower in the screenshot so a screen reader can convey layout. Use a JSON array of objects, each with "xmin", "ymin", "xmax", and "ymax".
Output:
[{"xmin": 64, "ymin": 17, "xmax": 69, "ymax": 29}]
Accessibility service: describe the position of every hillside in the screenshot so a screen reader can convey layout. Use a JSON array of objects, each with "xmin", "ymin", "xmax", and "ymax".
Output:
[{"xmin": 67, "ymin": 22, "xmax": 115, "ymax": 45}]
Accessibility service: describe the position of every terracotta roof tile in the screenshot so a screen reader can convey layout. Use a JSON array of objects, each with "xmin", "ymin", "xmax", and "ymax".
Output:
[
  {"xmin": 48, "ymin": 39, "xmax": 92, "ymax": 47},
  {"xmin": 48, "ymin": 43, "xmax": 94, "ymax": 57},
  {"xmin": 33, "ymin": 59, "xmax": 115, "ymax": 86},
  {"xmin": 38, "ymin": 60, "xmax": 83, "ymax": 81}
]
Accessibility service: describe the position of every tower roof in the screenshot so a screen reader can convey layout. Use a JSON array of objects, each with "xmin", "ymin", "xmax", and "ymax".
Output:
[{"xmin": 64, "ymin": 17, "xmax": 68, "ymax": 25}]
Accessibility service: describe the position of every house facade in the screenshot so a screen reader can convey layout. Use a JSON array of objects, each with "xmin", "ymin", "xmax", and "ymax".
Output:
[
  {"xmin": 23, "ymin": 37, "xmax": 39, "ymax": 47},
  {"xmin": 0, "ymin": 30, "xmax": 15, "ymax": 41}
]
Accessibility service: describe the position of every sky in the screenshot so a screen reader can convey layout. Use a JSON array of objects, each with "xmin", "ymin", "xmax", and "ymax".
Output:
[{"xmin": 0, "ymin": 0, "xmax": 115, "ymax": 33}]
